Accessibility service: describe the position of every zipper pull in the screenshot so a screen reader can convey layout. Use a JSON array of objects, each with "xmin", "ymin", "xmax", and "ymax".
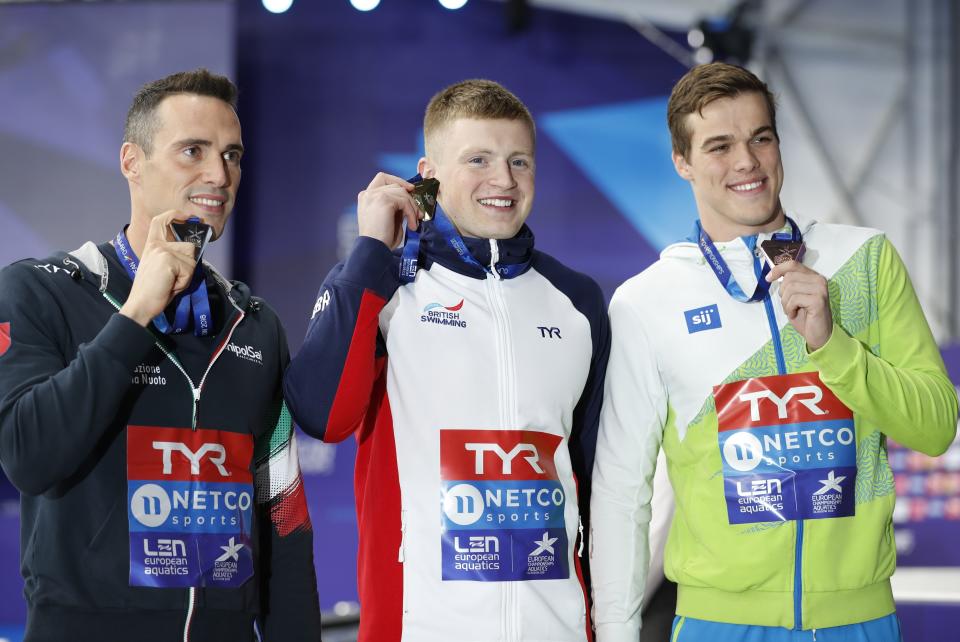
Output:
[
  {"xmin": 488, "ymin": 239, "xmax": 502, "ymax": 280},
  {"xmin": 192, "ymin": 387, "xmax": 200, "ymax": 430},
  {"xmin": 577, "ymin": 516, "xmax": 585, "ymax": 557}
]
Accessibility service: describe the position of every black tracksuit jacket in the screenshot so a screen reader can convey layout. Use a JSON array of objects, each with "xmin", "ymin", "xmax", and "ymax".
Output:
[{"xmin": 0, "ymin": 241, "xmax": 322, "ymax": 641}]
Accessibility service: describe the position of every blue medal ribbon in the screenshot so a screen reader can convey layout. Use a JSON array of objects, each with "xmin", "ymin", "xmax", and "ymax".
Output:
[
  {"xmin": 114, "ymin": 224, "xmax": 213, "ymax": 336},
  {"xmin": 695, "ymin": 216, "xmax": 802, "ymax": 302}
]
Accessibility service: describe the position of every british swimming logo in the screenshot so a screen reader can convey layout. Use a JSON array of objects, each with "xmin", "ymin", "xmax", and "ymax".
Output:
[{"xmin": 421, "ymin": 299, "xmax": 467, "ymax": 328}]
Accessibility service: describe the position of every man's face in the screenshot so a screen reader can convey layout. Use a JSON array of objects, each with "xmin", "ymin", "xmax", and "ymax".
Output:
[
  {"xmin": 131, "ymin": 93, "xmax": 243, "ymax": 240},
  {"xmin": 419, "ymin": 117, "xmax": 535, "ymax": 240},
  {"xmin": 672, "ymin": 91, "xmax": 784, "ymax": 241}
]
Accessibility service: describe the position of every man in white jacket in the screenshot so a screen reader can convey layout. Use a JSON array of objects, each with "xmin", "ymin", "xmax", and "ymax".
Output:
[{"xmin": 591, "ymin": 62, "xmax": 955, "ymax": 642}]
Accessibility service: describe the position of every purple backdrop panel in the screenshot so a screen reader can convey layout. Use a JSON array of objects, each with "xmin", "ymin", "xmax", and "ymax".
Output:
[{"xmin": 891, "ymin": 344, "xmax": 960, "ymax": 567}]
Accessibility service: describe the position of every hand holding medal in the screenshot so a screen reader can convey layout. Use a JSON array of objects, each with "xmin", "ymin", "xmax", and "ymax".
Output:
[
  {"xmin": 764, "ymin": 239, "xmax": 833, "ymax": 351},
  {"xmin": 357, "ymin": 172, "xmax": 428, "ymax": 250},
  {"xmin": 118, "ymin": 211, "xmax": 208, "ymax": 329}
]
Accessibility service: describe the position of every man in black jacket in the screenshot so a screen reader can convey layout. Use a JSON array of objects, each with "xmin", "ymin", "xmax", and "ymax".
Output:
[{"xmin": 0, "ymin": 69, "xmax": 322, "ymax": 641}]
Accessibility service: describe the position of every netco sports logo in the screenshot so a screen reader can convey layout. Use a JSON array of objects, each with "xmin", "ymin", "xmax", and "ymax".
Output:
[
  {"xmin": 714, "ymin": 372, "xmax": 857, "ymax": 524},
  {"xmin": 126, "ymin": 426, "xmax": 255, "ymax": 588},
  {"xmin": 439, "ymin": 429, "xmax": 569, "ymax": 582}
]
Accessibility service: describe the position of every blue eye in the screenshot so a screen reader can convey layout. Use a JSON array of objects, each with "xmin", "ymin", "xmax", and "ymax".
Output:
[
  {"xmin": 511, "ymin": 158, "xmax": 529, "ymax": 168},
  {"xmin": 223, "ymin": 150, "xmax": 242, "ymax": 163}
]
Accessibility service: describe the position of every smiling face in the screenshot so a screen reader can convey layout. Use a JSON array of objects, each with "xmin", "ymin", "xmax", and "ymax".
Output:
[
  {"xmin": 673, "ymin": 91, "xmax": 784, "ymax": 241},
  {"xmin": 418, "ymin": 117, "xmax": 535, "ymax": 240},
  {"xmin": 122, "ymin": 93, "xmax": 243, "ymax": 246}
]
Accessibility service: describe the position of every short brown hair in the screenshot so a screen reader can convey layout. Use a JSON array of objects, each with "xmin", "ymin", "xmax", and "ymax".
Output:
[
  {"xmin": 124, "ymin": 68, "xmax": 238, "ymax": 156},
  {"xmin": 423, "ymin": 79, "xmax": 535, "ymax": 156},
  {"xmin": 667, "ymin": 62, "xmax": 777, "ymax": 159}
]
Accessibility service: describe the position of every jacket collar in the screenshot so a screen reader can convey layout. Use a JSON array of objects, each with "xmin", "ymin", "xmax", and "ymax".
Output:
[{"xmin": 418, "ymin": 218, "xmax": 536, "ymax": 280}]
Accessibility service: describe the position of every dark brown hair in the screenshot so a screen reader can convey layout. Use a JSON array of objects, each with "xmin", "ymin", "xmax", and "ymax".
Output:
[
  {"xmin": 668, "ymin": 62, "xmax": 777, "ymax": 158},
  {"xmin": 124, "ymin": 68, "xmax": 238, "ymax": 155}
]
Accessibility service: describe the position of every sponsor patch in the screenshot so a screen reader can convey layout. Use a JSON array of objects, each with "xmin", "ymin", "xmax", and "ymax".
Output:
[
  {"xmin": 714, "ymin": 372, "xmax": 857, "ymax": 524},
  {"xmin": 440, "ymin": 429, "xmax": 569, "ymax": 581},
  {"xmin": 684, "ymin": 305, "xmax": 721, "ymax": 333},
  {"xmin": 226, "ymin": 342, "xmax": 263, "ymax": 366},
  {"xmin": 127, "ymin": 425, "xmax": 255, "ymax": 588},
  {"xmin": 421, "ymin": 299, "xmax": 467, "ymax": 328}
]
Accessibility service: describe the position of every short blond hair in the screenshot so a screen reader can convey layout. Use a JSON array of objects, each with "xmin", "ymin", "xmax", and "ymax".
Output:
[{"xmin": 423, "ymin": 79, "xmax": 535, "ymax": 156}]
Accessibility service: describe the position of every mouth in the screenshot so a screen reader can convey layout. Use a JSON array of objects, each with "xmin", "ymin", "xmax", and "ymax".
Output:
[
  {"xmin": 189, "ymin": 194, "xmax": 227, "ymax": 213},
  {"xmin": 728, "ymin": 178, "xmax": 766, "ymax": 195},
  {"xmin": 477, "ymin": 197, "xmax": 516, "ymax": 212}
]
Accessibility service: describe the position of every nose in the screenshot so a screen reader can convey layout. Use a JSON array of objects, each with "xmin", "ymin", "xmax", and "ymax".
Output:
[
  {"xmin": 488, "ymin": 160, "xmax": 517, "ymax": 189},
  {"xmin": 203, "ymin": 155, "xmax": 231, "ymax": 188},
  {"xmin": 733, "ymin": 143, "xmax": 760, "ymax": 173}
]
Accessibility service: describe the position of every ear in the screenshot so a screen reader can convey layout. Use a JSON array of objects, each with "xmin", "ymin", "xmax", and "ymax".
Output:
[
  {"xmin": 417, "ymin": 156, "xmax": 436, "ymax": 179},
  {"xmin": 672, "ymin": 150, "xmax": 693, "ymax": 182},
  {"xmin": 120, "ymin": 142, "xmax": 143, "ymax": 182}
]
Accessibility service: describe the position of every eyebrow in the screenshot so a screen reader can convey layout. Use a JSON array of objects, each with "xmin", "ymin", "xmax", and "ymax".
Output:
[
  {"xmin": 700, "ymin": 126, "xmax": 773, "ymax": 150},
  {"xmin": 174, "ymin": 138, "xmax": 245, "ymax": 154},
  {"xmin": 459, "ymin": 148, "xmax": 534, "ymax": 158}
]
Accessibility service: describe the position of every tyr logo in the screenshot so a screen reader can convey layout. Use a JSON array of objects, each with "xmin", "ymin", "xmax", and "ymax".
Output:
[
  {"xmin": 738, "ymin": 386, "xmax": 827, "ymax": 421},
  {"xmin": 464, "ymin": 443, "xmax": 544, "ymax": 475},
  {"xmin": 152, "ymin": 441, "xmax": 230, "ymax": 477},
  {"xmin": 537, "ymin": 326, "xmax": 561, "ymax": 339}
]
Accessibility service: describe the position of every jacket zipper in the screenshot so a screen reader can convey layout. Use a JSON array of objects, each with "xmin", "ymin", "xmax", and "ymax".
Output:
[
  {"xmin": 486, "ymin": 239, "xmax": 520, "ymax": 641},
  {"xmin": 103, "ymin": 291, "xmax": 246, "ymax": 639},
  {"xmin": 753, "ymin": 246, "xmax": 803, "ymax": 630}
]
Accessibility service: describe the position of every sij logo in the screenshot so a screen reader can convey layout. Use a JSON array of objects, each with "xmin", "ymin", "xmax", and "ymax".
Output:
[
  {"xmin": 684, "ymin": 305, "xmax": 721, "ymax": 334},
  {"xmin": 0, "ymin": 322, "xmax": 9, "ymax": 357}
]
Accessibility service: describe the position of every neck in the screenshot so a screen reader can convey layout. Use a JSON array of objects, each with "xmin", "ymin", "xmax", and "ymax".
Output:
[
  {"xmin": 123, "ymin": 217, "xmax": 148, "ymax": 257},
  {"xmin": 700, "ymin": 210, "xmax": 786, "ymax": 242}
]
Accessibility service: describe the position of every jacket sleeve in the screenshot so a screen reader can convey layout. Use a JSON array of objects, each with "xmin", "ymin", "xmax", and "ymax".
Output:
[
  {"xmin": 255, "ymin": 390, "xmax": 323, "ymax": 640},
  {"xmin": 0, "ymin": 262, "xmax": 156, "ymax": 495},
  {"xmin": 284, "ymin": 237, "xmax": 400, "ymax": 442},
  {"xmin": 809, "ymin": 236, "xmax": 958, "ymax": 456},
  {"xmin": 590, "ymin": 288, "xmax": 667, "ymax": 642},
  {"xmin": 565, "ymin": 278, "xmax": 611, "ymax": 605}
]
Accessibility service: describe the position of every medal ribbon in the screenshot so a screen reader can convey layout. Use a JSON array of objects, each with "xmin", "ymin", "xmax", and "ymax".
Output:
[
  {"xmin": 695, "ymin": 216, "xmax": 802, "ymax": 302},
  {"xmin": 400, "ymin": 175, "xmax": 530, "ymax": 283},
  {"xmin": 114, "ymin": 227, "xmax": 212, "ymax": 336}
]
